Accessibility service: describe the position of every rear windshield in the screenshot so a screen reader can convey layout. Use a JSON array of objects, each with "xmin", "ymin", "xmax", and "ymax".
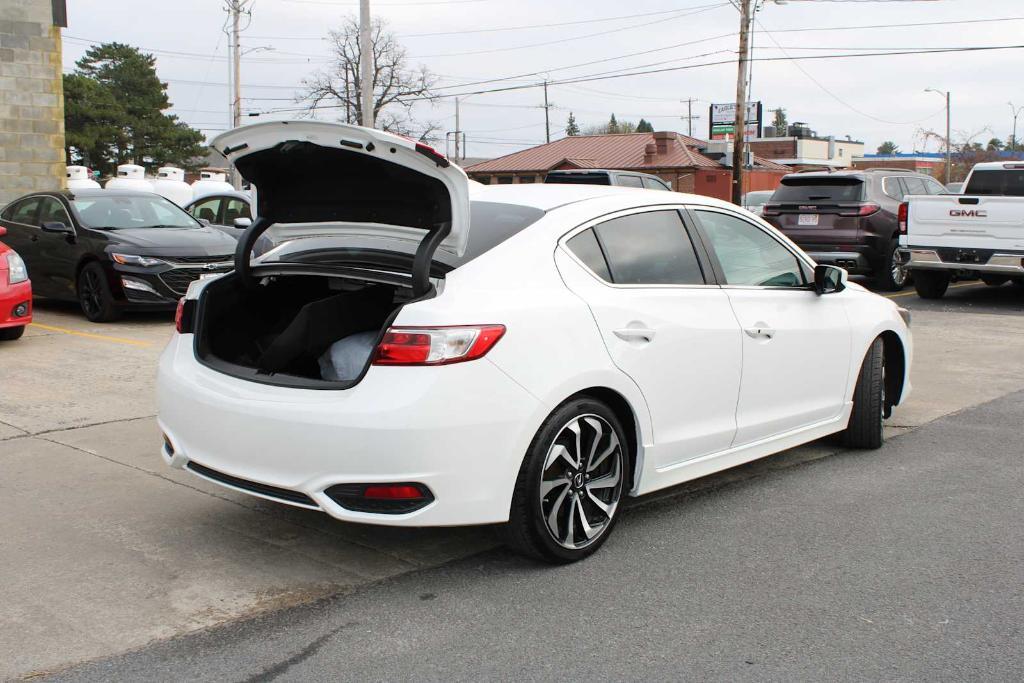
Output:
[
  {"xmin": 263, "ymin": 201, "xmax": 545, "ymax": 269},
  {"xmin": 545, "ymin": 173, "xmax": 612, "ymax": 186},
  {"xmin": 771, "ymin": 177, "xmax": 864, "ymax": 203},
  {"xmin": 964, "ymin": 170, "xmax": 1024, "ymax": 196}
]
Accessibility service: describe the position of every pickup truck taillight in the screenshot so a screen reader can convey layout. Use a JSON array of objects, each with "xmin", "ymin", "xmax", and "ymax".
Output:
[
  {"xmin": 898, "ymin": 201, "xmax": 909, "ymax": 234},
  {"xmin": 838, "ymin": 202, "xmax": 880, "ymax": 217}
]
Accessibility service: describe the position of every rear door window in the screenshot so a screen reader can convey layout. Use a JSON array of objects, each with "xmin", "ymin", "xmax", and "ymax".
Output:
[
  {"xmin": 590, "ymin": 210, "xmax": 705, "ymax": 285},
  {"xmin": 642, "ymin": 176, "xmax": 669, "ymax": 190},
  {"xmin": 772, "ymin": 177, "xmax": 864, "ymax": 203},
  {"xmin": 965, "ymin": 170, "xmax": 1024, "ymax": 196},
  {"xmin": 5, "ymin": 197, "xmax": 41, "ymax": 226},
  {"xmin": 566, "ymin": 228, "xmax": 612, "ymax": 281},
  {"xmin": 617, "ymin": 175, "xmax": 644, "ymax": 188},
  {"xmin": 901, "ymin": 176, "xmax": 929, "ymax": 196}
]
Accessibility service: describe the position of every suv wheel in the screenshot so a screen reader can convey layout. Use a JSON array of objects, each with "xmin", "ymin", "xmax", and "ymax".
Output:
[
  {"xmin": 504, "ymin": 397, "xmax": 628, "ymax": 563},
  {"xmin": 877, "ymin": 244, "xmax": 908, "ymax": 291},
  {"xmin": 913, "ymin": 270, "xmax": 951, "ymax": 299}
]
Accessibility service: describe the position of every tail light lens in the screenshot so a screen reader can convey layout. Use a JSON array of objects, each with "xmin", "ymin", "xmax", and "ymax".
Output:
[
  {"xmin": 762, "ymin": 204, "xmax": 781, "ymax": 216},
  {"xmin": 898, "ymin": 202, "xmax": 909, "ymax": 234},
  {"xmin": 839, "ymin": 202, "xmax": 881, "ymax": 217},
  {"xmin": 175, "ymin": 298, "xmax": 195, "ymax": 334},
  {"xmin": 373, "ymin": 325, "xmax": 505, "ymax": 366}
]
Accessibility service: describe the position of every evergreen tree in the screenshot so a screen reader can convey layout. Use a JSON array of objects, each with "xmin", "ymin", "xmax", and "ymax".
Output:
[
  {"xmin": 565, "ymin": 112, "xmax": 580, "ymax": 136},
  {"xmin": 876, "ymin": 140, "xmax": 900, "ymax": 155},
  {"xmin": 608, "ymin": 113, "xmax": 619, "ymax": 134},
  {"xmin": 64, "ymin": 42, "xmax": 205, "ymax": 176},
  {"xmin": 771, "ymin": 107, "xmax": 787, "ymax": 136}
]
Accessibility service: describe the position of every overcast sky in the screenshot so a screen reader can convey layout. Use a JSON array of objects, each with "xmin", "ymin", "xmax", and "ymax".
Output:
[{"xmin": 63, "ymin": 0, "xmax": 1024, "ymax": 160}]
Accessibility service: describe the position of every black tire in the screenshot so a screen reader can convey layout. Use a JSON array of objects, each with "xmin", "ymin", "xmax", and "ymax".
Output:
[
  {"xmin": 0, "ymin": 325, "xmax": 25, "ymax": 341},
  {"xmin": 875, "ymin": 243, "xmax": 908, "ymax": 291},
  {"xmin": 842, "ymin": 338, "xmax": 885, "ymax": 449},
  {"xmin": 503, "ymin": 397, "xmax": 629, "ymax": 564},
  {"xmin": 77, "ymin": 262, "xmax": 121, "ymax": 322},
  {"xmin": 981, "ymin": 275, "xmax": 1009, "ymax": 287},
  {"xmin": 913, "ymin": 270, "xmax": 951, "ymax": 299}
]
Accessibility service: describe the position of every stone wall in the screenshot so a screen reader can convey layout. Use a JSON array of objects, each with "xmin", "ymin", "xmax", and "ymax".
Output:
[{"xmin": 0, "ymin": 0, "xmax": 64, "ymax": 205}]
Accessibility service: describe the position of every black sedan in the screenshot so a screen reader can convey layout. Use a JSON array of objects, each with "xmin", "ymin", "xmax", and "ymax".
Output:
[{"xmin": 0, "ymin": 189, "xmax": 238, "ymax": 322}]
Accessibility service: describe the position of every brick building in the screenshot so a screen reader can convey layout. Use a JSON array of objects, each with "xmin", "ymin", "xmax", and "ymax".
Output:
[
  {"xmin": 0, "ymin": 0, "xmax": 66, "ymax": 205},
  {"xmin": 464, "ymin": 131, "xmax": 789, "ymax": 201}
]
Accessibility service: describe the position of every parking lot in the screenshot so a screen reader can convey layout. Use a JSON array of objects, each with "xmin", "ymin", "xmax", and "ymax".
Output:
[{"xmin": 0, "ymin": 280, "xmax": 1021, "ymax": 679}]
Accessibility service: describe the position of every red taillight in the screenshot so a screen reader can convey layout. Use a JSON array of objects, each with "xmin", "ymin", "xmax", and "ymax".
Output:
[
  {"xmin": 174, "ymin": 298, "xmax": 185, "ymax": 333},
  {"xmin": 898, "ymin": 202, "xmax": 909, "ymax": 234},
  {"xmin": 175, "ymin": 298, "xmax": 194, "ymax": 334},
  {"xmin": 839, "ymin": 202, "xmax": 880, "ymax": 217},
  {"xmin": 363, "ymin": 485, "xmax": 426, "ymax": 500},
  {"xmin": 372, "ymin": 325, "xmax": 506, "ymax": 366},
  {"xmin": 415, "ymin": 142, "xmax": 451, "ymax": 168},
  {"xmin": 762, "ymin": 204, "xmax": 781, "ymax": 216}
]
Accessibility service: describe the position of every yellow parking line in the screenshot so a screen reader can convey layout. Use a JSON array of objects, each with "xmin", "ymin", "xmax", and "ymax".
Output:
[
  {"xmin": 884, "ymin": 282, "xmax": 982, "ymax": 299},
  {"xmin": 28, "ymin": 322, "xmax": 153, "ymax": 347}
]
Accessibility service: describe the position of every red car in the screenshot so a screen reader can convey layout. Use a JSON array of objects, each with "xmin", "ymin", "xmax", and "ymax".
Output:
[{"xmin": 0, "ymin": 225, "xmax": 31, "ymax": 340}]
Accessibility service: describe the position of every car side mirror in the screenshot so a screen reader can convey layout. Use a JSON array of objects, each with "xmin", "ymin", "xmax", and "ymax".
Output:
[
  {"xmin": 233, "ymin": 217, "xmax": 252, "ymax": 229},
  {"xmin": 0, "ymin": 225, "xmax": 6, "ymax": 237},
  {"xmin": 814, "ymin": 264, "xmax": 847, "ymax": 295},
  {"xmin": 41, "ymin": 221, "xmax": 72, "ymax": 234},
  {"xmin": 197, "ymin": 218, "xmax": 211, "ymax": 226}
]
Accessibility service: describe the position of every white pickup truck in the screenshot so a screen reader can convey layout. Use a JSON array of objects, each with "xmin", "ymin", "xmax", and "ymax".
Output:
[{"xmin": 900, "ymin": 161, "xmax": 1024, "ymax": 298}]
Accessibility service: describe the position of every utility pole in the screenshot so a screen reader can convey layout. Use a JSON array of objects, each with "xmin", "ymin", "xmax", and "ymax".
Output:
[
  {"xmin": 680, "ymin": 98, "xmax": 700, "ymax": 137},
  {"xmin": 543, "ymin": 81, "xmax": 551, "ymax": 143},
  {"xmin": 944, "ymin": 91, "xmax": 951, "ymax": 184},
  {"xmin": 359, "ymin": 0, "xmax": 374, "ymax": 127},
  {"xmin": 232, "ymin": 7, "xmax": 241, "ymax": 130},
  {"xmin": 731, "ymin": 0, "xmax": 753, "ymax": 206}
]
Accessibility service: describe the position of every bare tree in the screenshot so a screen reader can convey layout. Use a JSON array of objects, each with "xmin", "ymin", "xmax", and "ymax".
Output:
[
  {"xmin": 915, "ymin": 125, "xmax": 996, "ymax": 182},
  {"xmin": 301, "ymin": 15, "xmax": 439, "ymax": 141}
]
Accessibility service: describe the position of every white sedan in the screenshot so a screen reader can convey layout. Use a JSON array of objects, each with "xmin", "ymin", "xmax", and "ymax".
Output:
[{"xmin": 158, "ymin": 122, "xmax": 911, "ymax": 563}]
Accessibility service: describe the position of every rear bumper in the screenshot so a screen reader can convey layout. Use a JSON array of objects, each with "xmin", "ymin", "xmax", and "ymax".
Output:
[
  {"xmin": 805, "ymin": 251, "xmax": 871, "ymax": 272},
  {"xmin": 157, "ymin": 333, "xmax": 544, "ymax": 527},
  {"xmin": 0, "ymin": 279, "xmax": 32, "ymax": 328},
  {"xmin": 904, "ymin": 248, "xmax": 1024, "ymax": 275}
]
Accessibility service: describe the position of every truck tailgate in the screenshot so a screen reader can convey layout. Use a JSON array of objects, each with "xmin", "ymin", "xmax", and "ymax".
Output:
[{"xmin": 903, "ymin": 195, "xmax": 1024, "ymax": 249}]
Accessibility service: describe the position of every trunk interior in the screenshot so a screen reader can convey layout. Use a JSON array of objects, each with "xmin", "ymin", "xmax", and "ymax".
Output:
[{"xmin": 195, "ymin": 271, "xmax": 414, "ymax": 389}]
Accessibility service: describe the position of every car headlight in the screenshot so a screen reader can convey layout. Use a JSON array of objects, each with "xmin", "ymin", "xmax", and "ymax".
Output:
[
  {"xmin": 5, "ymin": 252, "xmax": 28, "ymax": 283},
  {"xmin": 111, "ymin": 253, "xmax": 167, "ymax": 267}
]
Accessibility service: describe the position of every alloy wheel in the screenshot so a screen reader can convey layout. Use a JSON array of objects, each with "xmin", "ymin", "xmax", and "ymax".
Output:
[
  {"xmin": 79, "ymin": 269, "xmax": 103, "ymax": 319},
  {"xmin": 539, "ymin": 414, "xmax": 624, "ymax": 550},
  {"xmin": 891, "ymin": 259, "xmax": 908, "ymax": 288}
]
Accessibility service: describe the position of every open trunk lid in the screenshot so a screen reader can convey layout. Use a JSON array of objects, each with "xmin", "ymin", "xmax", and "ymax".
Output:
[{"xmin": 211, "ymin": 121, "xmax": 470, "ymax": 281}]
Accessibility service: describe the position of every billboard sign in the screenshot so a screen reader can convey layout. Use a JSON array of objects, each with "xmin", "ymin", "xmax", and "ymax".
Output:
[{"xmin": 709, "ymin": 102, "xmax": 762, "ymax": 140}]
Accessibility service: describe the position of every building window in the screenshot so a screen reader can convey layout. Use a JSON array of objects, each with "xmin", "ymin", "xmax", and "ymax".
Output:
[
  {"xmin": 497, "ymin": 176, "xmax": 514, "ymax": 185},
  {"xmin": 518, "ymin": 175, "xmax": 535, "ymax": 183},
  {"xmin": 839, "ymin": 149, "xmax": 844, "ymax": 157}
]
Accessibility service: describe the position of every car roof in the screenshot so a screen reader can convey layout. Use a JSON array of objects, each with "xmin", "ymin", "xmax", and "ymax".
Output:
[
  {"xmin": 65, "ymin": 188, "xmax": 164, "ymax": 199},
  {"xmin": 471, "ymin": 183, "xmax": 738, "ymax": 212},
  {"xmin": 969, "ymin": 161, "xmax": 1024, "ymax": 171}
]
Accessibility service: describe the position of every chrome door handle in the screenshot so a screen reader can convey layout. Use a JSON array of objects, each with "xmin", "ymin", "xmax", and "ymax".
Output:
[
  {"xmin": 744, "ymin": 326, "xmax": 775, "ymax": 340},
  {"xmin": 613, "ymin": 327, "xmax": 656, "ymax": 342}
]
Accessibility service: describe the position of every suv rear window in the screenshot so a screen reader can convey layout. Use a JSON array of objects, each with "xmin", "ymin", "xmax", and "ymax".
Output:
[
  {"xmin": 965, "ymin": 170, "xmax": 1024, "ymax": 196},
  {"xmin": 772, "ymin": 177, "xmax": 864, "ymax": 202},
  {"xmin": 545, "ymin": 173, "xmax": 611, "ymax": 186}
]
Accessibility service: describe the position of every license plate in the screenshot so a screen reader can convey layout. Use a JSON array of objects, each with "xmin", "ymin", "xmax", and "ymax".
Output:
[{"xmin": 798, "ymin": 214, "xmax": 819, "ymax": 226}]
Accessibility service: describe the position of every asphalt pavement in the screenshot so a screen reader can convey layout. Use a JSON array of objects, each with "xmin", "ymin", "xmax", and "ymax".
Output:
[{"xmin": 46, "ymin": 390, "xmax": 1024, "ymax": 682}]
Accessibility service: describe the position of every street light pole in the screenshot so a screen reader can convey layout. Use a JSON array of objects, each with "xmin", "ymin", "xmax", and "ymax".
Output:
[{"xmin": 1009, "ymin": 102, "xmax": 1024, "ymax": 153}]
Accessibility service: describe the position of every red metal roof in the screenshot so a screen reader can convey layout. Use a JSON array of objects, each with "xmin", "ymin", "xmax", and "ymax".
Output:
[{"xmin": 465, "ymin": 132, "xmax": 788, "ymax": 174}]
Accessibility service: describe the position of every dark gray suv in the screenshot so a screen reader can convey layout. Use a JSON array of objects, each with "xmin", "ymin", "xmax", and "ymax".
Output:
[
  {"xmin": 544, "ymin": 169, "xmax": 672, "ymax": 191},
  {"xmin": 762, "ymin": 168, "xmax": 946, "ymax": 290}
]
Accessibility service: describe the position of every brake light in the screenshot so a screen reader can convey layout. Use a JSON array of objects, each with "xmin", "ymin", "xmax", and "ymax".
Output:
[
  {"xmin": 898, "ymin": 202, "xmax": 909, "ymax": 234},
  {"xmin": 839, "ymin": 202, "xmax": 880, "ymax": 217},
  {"xmin": 762, "ymin": 204, "xmax": 781, "ymax": 216},
  {"xmin": 175, "ymin": 298, "xmax": 195, "ymax": 334},
  {"xmin": 415, "ymin": 142, "xmax": 451, "ymax": 168},
  {"xmin": 372, "ymin": 325, "xmax": 505, "ymax": 366}
]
